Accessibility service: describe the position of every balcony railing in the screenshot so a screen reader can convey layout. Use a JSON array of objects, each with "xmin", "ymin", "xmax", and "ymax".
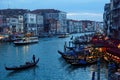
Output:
[
  {"xmin": 112, "ymin": 12, "xmax": 120, "ymax": 18},
  {"xmin": 113, "ymin": 4, "xmax": 120, "ymax": 10},
  {"xmin": 114, "ymin": 0, "xmax": 119, "ymax": 3},
  {"xmin": 113, "ymin": 14, "xmax": 118, "ymax": 18}
]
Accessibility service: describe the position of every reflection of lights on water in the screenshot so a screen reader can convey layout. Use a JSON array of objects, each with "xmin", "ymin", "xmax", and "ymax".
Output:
[
  {"xmin": 15, "ymin": 46, "xmax": 29, "ymax": 56},
  {"xmin": 90, "ymin": 65, "xmax": 97, "ymax": 71},
  {"xmin": 23, "ymin": 46, "xmax": 29, "ymax": 54},
  {"xmin": 16, "ymin": 47, "xmax": 18, "ymax": 55},
  {"xmin": 0, "ymin": 36, "xmax": 4, "ymax": 39},
  {"xmin": 104, "ymin": 36, "xmax": 108, "ymax": 40},
  {"xmin": 118, "ymin": 44, "xmax": 120, "ymax": 49},
  {"xmin": 99, "ymin": 48, "xmax": 102, "ymax": 52}
]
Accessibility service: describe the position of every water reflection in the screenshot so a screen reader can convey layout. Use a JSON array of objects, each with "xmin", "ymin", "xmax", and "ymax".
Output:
[
  {"xmin": 15, "ymin": 45, "xmax": 29, "ymax": 54},
  {"xmin": 58, "ymin": 57, "xmax": 68, "ymax": 67},
  {"xmin": 58, "ymin": 56, "xmax": 89, "ymax": 73},
  {"xmin": 66, "ymin": 64, "xmax": 90, "ymax": 73},
  {"xmin": 23, "ymin": 46, "xmax": 29, "ymax": 54},
  {"xmin": 6, "ymin": 65, "xmax": 39, "ymax": 78},
  {"xmin": 0, "ymin": 34, "xmax": 108, "ymax": 80}
]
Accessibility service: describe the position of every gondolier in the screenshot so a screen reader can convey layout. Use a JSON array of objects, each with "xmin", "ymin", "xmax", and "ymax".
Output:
[
  {"xmin": 33, "ymin": 54, "xmax": 35, "ymax": 63},
  {"xmin": 5, "ymin": 58, "xmax": 39, "ymax": 71}
]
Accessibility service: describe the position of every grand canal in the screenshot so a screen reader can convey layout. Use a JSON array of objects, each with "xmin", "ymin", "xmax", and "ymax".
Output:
[{"xmin": 0, "ymin": 33, "xmax": 108, "ymax": 80}]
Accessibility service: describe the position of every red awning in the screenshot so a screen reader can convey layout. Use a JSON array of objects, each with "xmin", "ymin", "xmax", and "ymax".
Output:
[{"xmin": 106, "ymin": 48, "xmax": 120, "ymax": 57}]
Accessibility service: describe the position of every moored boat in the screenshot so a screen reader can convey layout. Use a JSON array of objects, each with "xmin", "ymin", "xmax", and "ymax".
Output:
[
  {"xmin": 69, "ymin": 58, "xmax": 97, "ymax": 66},
  {"xmin": 58, "ymin": 48, "xmax": 97, "ymax": 66},
  {"xmin": 5, "ymin": 58, "xmax": 39, "ymax": 70},
  {"xmin": 14, "ymin": 37, "xmax": 39, "ymax": 45},
  {"xmin": 58, "ymin": 33, "xmax": 69, "ymax": 38}
]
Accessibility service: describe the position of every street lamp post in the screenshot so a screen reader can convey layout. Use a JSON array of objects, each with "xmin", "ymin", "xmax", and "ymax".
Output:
[
  {"xmin": 108, "ymin": 62, "xmax": 111, "ymax": 80},
  {"xmin": 97, "ymin": 58, "xmax": 100, "ymax": 80}
]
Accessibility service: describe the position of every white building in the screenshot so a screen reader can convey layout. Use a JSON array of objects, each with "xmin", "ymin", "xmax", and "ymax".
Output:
[
  {"xmin": 58, "ymin": 12, "xmax": 67, "ymax": 33},
  {"xmin": 18, "ymin": 15, "xmax": 24, "ymax": 33},
  {"xmin": 6, "ymin": 17, "xmax": 19, "ymax": 34},
  {"xmin": 45, "ymin": 11, "xmax": 67, "ymax": 34},
  {"xmin": 67, "ymin": 19, "xmax": 82, "ymax": 33},
  {"xmin": 36, "ymin": 15, "xmax": 44, "ymax": 35},
  {"xmin": 24, "ymin": 13, "xmax": 37, "ymax": 35},
  {"xmin": 32, "ymin": 9, "xmax": 67, "ymax": 34},
  {"xmin": 95, "ymin": 22, "xmax": 104, "ymax": 33},
  {"xmin": 67, "ymin": 20, "xmax": 74, "ymax": 33}
]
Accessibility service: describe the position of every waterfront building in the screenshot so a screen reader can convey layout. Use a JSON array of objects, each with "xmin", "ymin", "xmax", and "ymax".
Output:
[
  {"xmin": 0, "ymin": 15, "xmax": 24, "ymax": 35},
  {"xmin": 67, "ymin": 20, "xmax": 100, "ymax": 33},
  {"xmin": 67, "ymin": 19, "xmax": 74, "ymax": 33},
  {"xmin": 6, "ymin": 17, "xmax": 19, "ymax": 34},
  {"xmin": 24, "ymin": 13, "xmax": 37, "ymax": 36},
  {"xmin": 95, "ymin": 22, "xmax": 104, "ymax": 33},
  {"xmin": 18, "ymin": 15, "xmax": 24, "ymax": 33},
  {"xmin": 104, "ymin": 0, "xmax": 120, "ymax": 39},
  {"xmin": 36, "ymin": 14, "xmax": 44, "ymax": 35},
  {"xmin": 67, "ymin": 19, "xmax": 82, "ymax": 33},
  {"xmin": 0, "ymin": 15, "xmax": 9, "ymax": 34},
  {"xmin": 0, "ymin": 15, "xmax": 3, "ymax": 33},
  {"xmin": 32, "ymin": 9, "xmax": 67, "ymax": 34},
  {"xmin": 111, "ymin": 0, "xmax": 120, "ymax": 39},
  {"xmin": 103, "ymin": 3, "xmax": 111, "ymax": 36},
  {"xmin": 0, "ymin": 9, "xmax": 29, "ymax": 35},
  {"xmin": 81, "ymin": 20, "xmax": 95, "ymax": 32},
  {"xmin": 73, "ymin": 20, "xmax": 82, "ymax": 33}
]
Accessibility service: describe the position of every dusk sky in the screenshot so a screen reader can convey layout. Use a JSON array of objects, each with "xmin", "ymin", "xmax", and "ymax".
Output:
[{"xmin": 0, "ymin": 0, "xmax": 110, "ymax": 21}]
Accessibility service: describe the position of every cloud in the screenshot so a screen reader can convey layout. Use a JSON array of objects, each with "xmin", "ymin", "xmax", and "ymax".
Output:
[
  {"xmin": 67, "ymin": 12, "xmax": 102, "ymax": 17},
  {"xmin": 0, "ymin": 0, "xmax": 107, "ymax": 21},
  {"xmin": 67, "ymin": 12, "xmax": 103, "ymax": 21}
]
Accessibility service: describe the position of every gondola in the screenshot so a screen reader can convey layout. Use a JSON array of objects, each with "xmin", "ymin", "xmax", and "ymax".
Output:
[
  {"xmin": 58, "ymin": 50, "xmax": 97, "ymax": 66},
  {"xmin": 57, "ymin": 50, "xmax": 78, "ymax": 62},
  {"xmin": 58, "ymin": 33, "xmax": 69, "ymax": 38},
  {"xmin": 72, "ymin": 41, "xmax": 91, "ymax": 45},
  {"xmin": 5, "ymin": 58, "xmax": 39, "ymax": 71},
  {"xmin": 57, "ymin": 50, "xmax": 66, "ymax": 56},
  {"xmin": 70, "ymin": 58, "xmax": 97, "ymax": 66},
  {"xmin": 66, "ymin": 47, "xmax": 75, "ymax": 50}
]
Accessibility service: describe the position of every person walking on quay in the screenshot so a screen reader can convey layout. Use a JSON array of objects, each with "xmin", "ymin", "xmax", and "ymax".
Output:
[{"xmin": 32, "ymin": 54, "xmax": 35, "ymax": 63}]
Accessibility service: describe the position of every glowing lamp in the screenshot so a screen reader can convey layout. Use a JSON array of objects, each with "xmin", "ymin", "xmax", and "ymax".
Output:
[
  {"xmin": 104, "ymin": 36, "xmax": 108, "ymax": 40},
  {"xmin": 99, "ymin": 48, "xmax": 102, "ymax": 52},
  {"xmin": 118, "ymin": 44, "xmax": 120, "ymax": 49}
]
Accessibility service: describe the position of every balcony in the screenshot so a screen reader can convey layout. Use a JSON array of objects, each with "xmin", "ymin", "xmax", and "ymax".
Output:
[
  {"xmin": 112, "ymin": 12, "xmax": 120, "ymax": 19},
  {"xmin": 114, "ymin": 0, "xmax": 119, "ymax": 3},
  {"xmin": 113, "ymin": 13, "xmax": 119, "ymax": 18},
  {"xmin": 111, "ymin": 26, "xmax": 118, "ymax": 30},
  {"xmin": 113, "ymin": 4, "xmax": 120, "ymax": 10}
]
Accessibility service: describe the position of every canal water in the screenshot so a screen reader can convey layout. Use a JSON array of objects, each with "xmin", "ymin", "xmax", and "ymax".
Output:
[{"xmin": 0, "ymin": 33, "xmax": 108, "ymax": 80}]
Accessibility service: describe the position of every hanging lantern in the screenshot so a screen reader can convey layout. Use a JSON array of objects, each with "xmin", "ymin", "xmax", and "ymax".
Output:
[
  {"xmin": 99, "ymin": 48, "xmax": 103, "ymax": 52},
  {"xmin": 118, "ymin": 44, "xmax": 120, "ymax": 49},
  {"xmin": 104, "ymin": 36, "xmax": 108, "ymax": 40}
]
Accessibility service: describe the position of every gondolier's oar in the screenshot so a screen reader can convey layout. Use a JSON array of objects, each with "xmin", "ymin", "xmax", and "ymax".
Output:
[{"xmin": 91, "ymin": 72, "xmax": 95, "ymax": 80}]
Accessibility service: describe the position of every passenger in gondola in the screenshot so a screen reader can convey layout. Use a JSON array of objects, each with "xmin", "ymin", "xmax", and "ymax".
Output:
[
  {"xmin": 32, "ymin": 54, "xmax": 35, "ymax": 63},
  {"xmin": 70, "ymin": 36, "xmax": 73, "ymax": 40},
  {"xmin": 64, "ymin": 42, "xmax": 67, "ymax": 52}
]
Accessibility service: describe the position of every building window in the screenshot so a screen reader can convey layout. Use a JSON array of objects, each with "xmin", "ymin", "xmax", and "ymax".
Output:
[
  {"xmin": 30, "ymin": 18, "xmax": 34, "ymax": 22},
  {"xmin": 11, "ymin": 20, "xmax": 16, "ymax": 22}
]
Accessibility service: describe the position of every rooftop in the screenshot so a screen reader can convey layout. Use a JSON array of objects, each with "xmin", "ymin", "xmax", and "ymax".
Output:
[{"xmin": 32, "ymin": 9, "xmax": 62, "ymax": 14}]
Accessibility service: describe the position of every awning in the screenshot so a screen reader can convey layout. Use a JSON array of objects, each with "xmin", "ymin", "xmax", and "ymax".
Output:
[{"xmin": 106, "ymin": 48, "xmax": 120, "ymax": 57}]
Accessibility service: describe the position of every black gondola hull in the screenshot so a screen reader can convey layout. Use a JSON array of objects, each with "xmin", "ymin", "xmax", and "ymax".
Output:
[{"xmin": 5, "ymin": 58, "xmax": 39, "ymax": 70}]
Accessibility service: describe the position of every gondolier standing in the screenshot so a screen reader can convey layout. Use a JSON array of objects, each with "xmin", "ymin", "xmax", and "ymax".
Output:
[{"xmin": 33, "ymin": 54, "xmax": 35, "ymax": 63}]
